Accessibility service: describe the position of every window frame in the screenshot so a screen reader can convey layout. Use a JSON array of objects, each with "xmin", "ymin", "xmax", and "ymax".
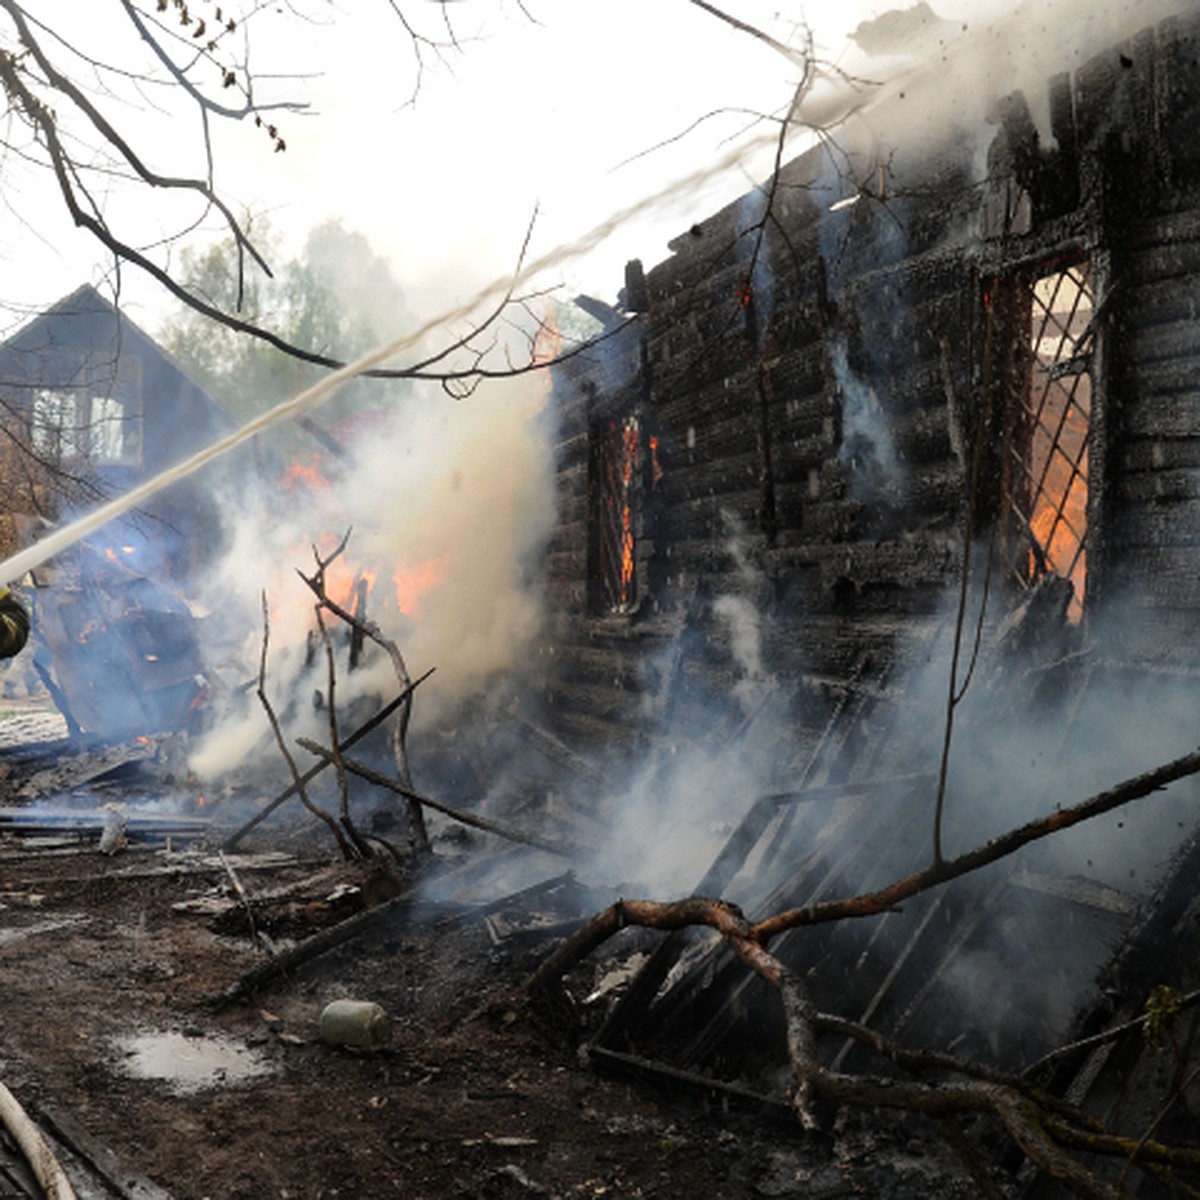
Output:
[
  {"xmin": 27, "ymin": 355, "xmax": 143, "ymax": 468},
  {"xmin": 981, "ymin": 245, "xmax": 1109, "ymax": 627},
  {"xmin": 588, "ymin": 409, "xmax": 644, "ymax": 617}
]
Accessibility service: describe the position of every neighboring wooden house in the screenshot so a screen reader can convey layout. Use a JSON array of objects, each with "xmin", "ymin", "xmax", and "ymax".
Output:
[
  {"xmin": 0, "ymin": 283, "xmax": 240, "ymax": 581},
  {"xmin": 540, "ymin": 8, "xmax": 1200, "ymax": 1183},
  {"xmin": 0, "ymin": 285, "xmax": 251, "ymax": 732}
]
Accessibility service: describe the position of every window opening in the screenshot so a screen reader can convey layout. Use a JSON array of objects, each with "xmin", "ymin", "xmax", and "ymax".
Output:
[
  {"xmin": 30, "ymin": 389, "xmax": 141, "ymax": 466},
  {"xmin": 999, "ymin": 259, "xmax": 1093, "ymax": 624},
  {"xmin": 31, "ymin": 389, "xmax": 83, "ymax": 460},
  {"xmin": 592, "ymin": 413, "xmax": 640, "ymax": 614},
  {"xmin": 89, "ymin": 394, "xmax": 132, "ymax": 463}
]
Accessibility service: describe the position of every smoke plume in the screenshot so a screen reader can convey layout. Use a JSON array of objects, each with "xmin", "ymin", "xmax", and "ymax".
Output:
[{"xmin": 187, "ymin": 372, "xmax": 556, "ymax": 780}]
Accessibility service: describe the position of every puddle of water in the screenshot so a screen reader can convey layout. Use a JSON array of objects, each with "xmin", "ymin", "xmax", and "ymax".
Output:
[{"xmin": 115, "ymin": 1031, "xmax": 273, "ymax": 1092}]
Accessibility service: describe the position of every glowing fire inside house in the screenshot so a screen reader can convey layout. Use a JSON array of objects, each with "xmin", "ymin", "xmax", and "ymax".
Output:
[
  {"xmin": 996, "ymin": 261, "xmax": 1093, "ymax": 624},
  {"xmin": 1024, "ymin": 265, "xmax": 1092, "ymax": 622},
  {"xmin": 618, "ymin": 418, "xmax": 638, "ymax": 599},
  {"xmin": 280, "ymin": 453, "xmax": 332, "ymax": 493},
  {"xmin": 590, "ymin": 412, "xmax": 643, "ymax": 614}
]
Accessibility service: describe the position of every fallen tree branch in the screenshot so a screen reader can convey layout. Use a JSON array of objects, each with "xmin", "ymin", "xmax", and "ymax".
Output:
[
  {"xmin": 525, "ymin": 749, "xmax": 1200, "ymax": 1196},
  {"xmin": 754, "ymin": 745, "xmax": 1200, "ymax": 940},
  {"xmin": 529, "ymin": 748, "xmax": 1200, "ymax": 983},
  {"xmin": 296, "ymin": 739, "xmax": 581, "ymax": 859},
  {"xmin": 0, "ymin": 1080, "xmax": 77, "ymax": 1200},
  {"xmin": 527, "ymin": 896, "xmax": 753, "ymax": 998},
  {"xmin": 221, "ymin": 669, "xmax": 435, "ymax": 851}
]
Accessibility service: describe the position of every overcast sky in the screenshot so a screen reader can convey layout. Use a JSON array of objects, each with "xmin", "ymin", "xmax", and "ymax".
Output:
[
  {"xmin": 0, "ymin": 1, "xmax": 983, "ymax": 335},
  {"xmin": 0, "ymin": 0, "xmax": 1180, "ymax": 341}
]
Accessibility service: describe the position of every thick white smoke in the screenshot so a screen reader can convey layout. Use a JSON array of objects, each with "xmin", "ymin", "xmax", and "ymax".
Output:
[
  {"xmin": 804, "ymin": 0, "xmax": 1199, "ymax": 179},
  {"xmin": 187, "ymin": 372, "xmax": 556, "ymax": 780}
]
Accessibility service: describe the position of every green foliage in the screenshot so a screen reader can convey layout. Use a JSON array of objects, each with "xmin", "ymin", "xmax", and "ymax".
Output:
[{"xmin": 159, "ymin": 217, "xmax": 411, "ymax": 447}]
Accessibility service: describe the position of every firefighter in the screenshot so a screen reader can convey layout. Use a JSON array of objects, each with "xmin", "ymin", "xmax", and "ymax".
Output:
[{"xmin": 0, "ymin": 588, "xmax": 29, "ymax": 658}]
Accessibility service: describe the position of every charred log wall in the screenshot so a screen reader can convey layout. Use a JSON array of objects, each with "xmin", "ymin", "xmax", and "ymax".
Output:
[{"xmin": 542, "ymin": 10, "xmax": 1200, "ymax": 758}]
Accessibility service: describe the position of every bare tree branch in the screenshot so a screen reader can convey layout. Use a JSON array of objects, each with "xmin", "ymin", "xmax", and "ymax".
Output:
[
  {"xmin": 754, "ymin": 746, "xmax": 1200, "ymax": 940},
  {"xmin": 255, "ymin": 588, "xmax": 358, "ymax": 860},
  {"xmin": 298, "ymin": 529, "xmax": 430, "ymax": 856},
  {"xmin": 685, "ymin": 0, "xmax": 807, "ymax": 66}
]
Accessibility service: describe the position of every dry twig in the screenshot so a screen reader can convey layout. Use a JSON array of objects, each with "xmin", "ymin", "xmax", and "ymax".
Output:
[
  {"xmin": 298, "ymin": 530, "xmax": 430, "ymax": 855},
  {"xmin": 255, "ymin": 590, "xmax": 358, "ymax": 861}
]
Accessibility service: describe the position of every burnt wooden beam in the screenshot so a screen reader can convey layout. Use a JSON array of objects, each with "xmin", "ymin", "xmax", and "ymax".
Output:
[
  {"xmin": 510, "ymin": 716, "xmax": 600, "ymax": 781},
  {"xmin": 829, "ymin": 894, "xmax": 949, "ymax": 1073},
  {"xmin": 587, "ymin": 1045, "xmax": 794, "ymax": 1121},
  {"xmin": 1008, "ymin": 869, "xmax": 1140, "ymax": 918},
  {"xmin": 294, "ymin": 415, "xmax": 350, "ymax": 462},
  {"xmin": 295, "ymin": 739, "xmax": 581, "ymax": 859},
  {"xmin": 667, "ymin": 787, "xmax": 917, "ymax": 1068},
  {"xmin": 886, "ymin": 874, "xmax": 1010, "ymax": 1045},
  {"xmin": 221, "ymin": 669, "xmax": 434, "ymax": 851},
  {"xmin": 35, "ymin": 1105, "xmax": 176, "ymax": 1200},
  {"xmin": 207, "ymin": 891, "xmax": 471, "ymax": 1011},
  {"xmin": 0, "ymin": 807, "xmax": 208, "ymax": 839},
  {"xmin": 14, "ymin": 738, "xmax": 159, "ymax": 801},
  {"xmin": 593, "ymin": 789, "xmax": 792, "ymax": 1050}
]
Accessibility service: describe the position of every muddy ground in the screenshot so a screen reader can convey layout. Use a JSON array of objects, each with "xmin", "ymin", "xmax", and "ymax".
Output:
[{"xmin": 0, "ymin": 713, "xmax": 989, "ymax": 1200}]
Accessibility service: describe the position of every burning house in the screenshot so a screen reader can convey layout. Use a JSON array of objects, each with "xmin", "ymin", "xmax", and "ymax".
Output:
[
  {"xmin": 529, "ymin": 2, "xmax": 1200, "ymax": 1186},
  {"xmin": 544, "ymin": 7, "xmax": 1200, "ymax": 754},
  {"xmin": 9, "ymin": 8, "xmax": 1200, "ymax": 1198}
]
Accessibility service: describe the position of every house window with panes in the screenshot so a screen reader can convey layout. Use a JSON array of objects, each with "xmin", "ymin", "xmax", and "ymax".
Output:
[{"xmin": 993, "ymin": 258, "xmax": 1094, "ymax": 624}]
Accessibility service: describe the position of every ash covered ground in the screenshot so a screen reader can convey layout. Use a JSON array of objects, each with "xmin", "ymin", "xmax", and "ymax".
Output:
[{"xmin": 0, "ymin": 706, "xmax": 988, "ymax": 1200}]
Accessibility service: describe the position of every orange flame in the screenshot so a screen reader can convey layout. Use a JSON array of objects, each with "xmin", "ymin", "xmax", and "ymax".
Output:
[
  {"xmin": 619, "ymin": 422, "xmax": 638, "ymax": 596},
  {"xmin": 295, "ymin": 552, "xmax": 448, "ymax": 620},
  {"xmin": 649, "ymin": 434, "xmax": 663, "ymax": 488},
  {"xmin": 1028, "ymin": 445, "xmax": 1087, "ymax": 622},
  {"xmin": 324, "ymin": 563, "xmax": 377, "ymax": 612},
  {"xmin": 280, "ymin": 454, "xmax": 331, "ymax": 493},
  {"xmin": 394, "ymin": 555, "xmax": 449, "ymax": 618}
]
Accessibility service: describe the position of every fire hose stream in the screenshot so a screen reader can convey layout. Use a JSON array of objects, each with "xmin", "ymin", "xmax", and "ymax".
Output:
[{"xmin": 0, "ymin": 131, "xmax": 776, "ymax": 589}]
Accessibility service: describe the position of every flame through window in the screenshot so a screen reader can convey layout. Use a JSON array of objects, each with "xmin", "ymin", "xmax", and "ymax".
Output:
[
  {"xmin": 591, "ymin": 413, "xmax": 641, "ymax": 614},
  {"xmin": 999, "ymin": 260, "xmax": 1094, "ymax": 624}
]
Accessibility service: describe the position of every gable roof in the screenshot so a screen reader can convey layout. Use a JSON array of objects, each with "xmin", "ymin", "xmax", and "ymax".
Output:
[{"xmin": 0, "ymin": 284, "xmax": 231, "ymax": 424}]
